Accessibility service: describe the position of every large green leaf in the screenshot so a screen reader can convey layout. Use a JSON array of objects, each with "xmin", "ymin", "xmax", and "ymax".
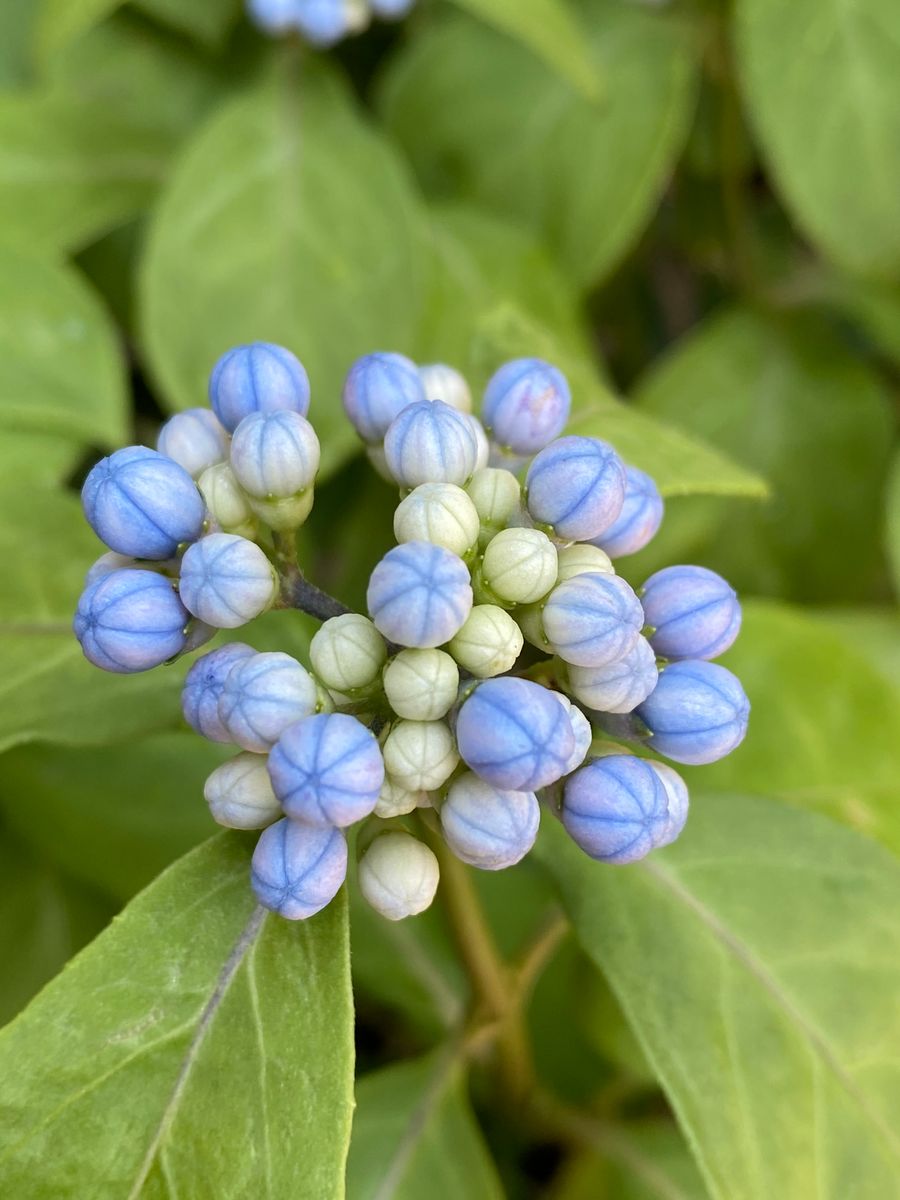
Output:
[
  {"xmin": 34, "ymin": 0, "xmax": 122, "ymax": 64},
  {"xmin": 736, "ymin": 0, "xmax": 900, "ymax": 277},
  {"xmin": 379, "ymin": 3, "xmax": 700, "ymax": 289},
  {"xmin": 0, "ymin": 433, "xmax": 83, "ymax": 486},
  {"xmin": 551, "ymin": 1122, "xmax": 709, "ymax": 1200},
  {"xmin": 538, "ymin": 795, "xmax": 900, "ymax": 1200},
  {"xmin": 133, "ymin": 0, "xmax": 241, "ymax": 48},
  {"xmin": 0, "ymin": 1, "xmax": 39, "ymax": 86},
  {"xmin": 0, "ymin": 835, "xmax": 354, "ymax": 1197}
]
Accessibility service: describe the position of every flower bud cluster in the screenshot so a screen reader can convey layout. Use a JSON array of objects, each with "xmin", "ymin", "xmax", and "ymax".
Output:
[{"xmin": 247, "ymin": 0, "xmax": 414, "ymax": 46}]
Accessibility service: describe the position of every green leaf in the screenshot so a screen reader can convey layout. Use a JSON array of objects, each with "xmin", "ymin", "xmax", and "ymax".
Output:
[
  {"xmin": 537, "ymin": 794, "xmax": 900, "ymax": 1200},
  {"xmin": 0, "ymin": 2, "xmax": 39, "ymax": 86},
  {"xmin": 133, "ymin": 0, "xmax": 241, "ymax": 48},
  {"xmin": 445, "ymin": 0, "xmax": 599, "ymax": 100},
  {"xmin": 379, "ymin": 3, "xmax": 700, "ymax": 289},
  {"xmin": 812, "ymin": 608, "xmax": 900, "ymax": 691},
  {"xmin": 348, "ymin": 1051, "xmax": 503, "ymax": 1199},
  {"xmin": 139, "ymin": 64, "xmax": 428, "ymax": 479},
  {"xmin": 551, "ymin": 1122, "xmax": 709, "ymax": 1200},
  {"xmin": 887, "ymin": 449, "xmax": 900, "ymax": 599},
  {"xmin": 0, "ymin": 433, "xmax": 83, "ymax": 486},
  {"xmin": 34, "ymin": 0, "xmax": 120, "ymax": 65},
  {"xmin": 736, "ymin": 0, "xmax": 900, "ymax": 277},
  {"xmin": 0, "ymin": 835, "xmax": 355, "ymax": 1198}
]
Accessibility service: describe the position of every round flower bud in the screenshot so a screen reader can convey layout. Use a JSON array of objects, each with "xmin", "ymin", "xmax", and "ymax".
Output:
[
  {"xmin": 419, "ymin": 363, "xmax": 472, "ymax": 413},
  {"xmin": 85, "ymin": 551, "xmax": 172, "ymax": 587},
  {"xmin": 635, "ymin": 660, "xmax": 750, "ymax": 765},
  {"xmin": 448, "ymin": 605, "xmax": 524, "ymax": 677},
  {"xmin": 641, "ymin": 565, "xmax": 741, "ymax": 662},
  {"xmin": 367, "ymin": 542, "xmax": 473, "ymax": 649},
  {"xmin": 219, "ymin": 651, "xmax": 318, "ymax": 753},
  {"xmin": 382, "ymin": 648, "xmax": 459, "ymax": 720},
  {"xmin": 82, "ymin": 446, "xmax": 205, "ymax": 560},
  {"xmin": 556, "ymin": 543, "xmax": 614, "ymax": 584},
  {"xmin": 198, "ymin": 463, "xmax": 257, "ymax": 539},
  {"xmin": 525, "ymin": 436, "xmax": 626, "ymax": 541},
  {"xmin": 482, "ymin": 359, "xmax": 570, "ymax": 455},
  {"xmin": 204, "ymin": 752, "xmax": 281, "ymax": 829},
  {"xmin": 229, "ymin": 410, "xmax": 320, "ymax": 500},
  {"xmin": 649, "ymin": 762, "xmax": 689, "ymax": 849},
  {"xmin": 593, "ymin": 466, "xmax": 664, "ymax": 559},
  {"xmin": 568, "ymin": 636, "xmax": 659, "ymax": 714},
  {"xmin": 468, "ymin": 415, "xmax": 490, "ymax": 472},
  {"xmin": 73, "ymin": 569, "xmax": 190, "ymax": 674},
  {"xmin": 268, "ymin": 713, "xmax": 384, "ymax": 827},
  {"xmin": 342, "ymin": 352, "xmax": 425, "ymax": 444},
  {"xmin": 209, "ymin": 342, "xmax": 310, "ymax": 433},
  {"xmin": 156, "ymin": 408, "xmax": 229, "ymax": 480},
  {"xmin": 543, "ymin": 573, "xmax": 643, "ymax": 668},
  {"xmin": 394, "ymin": 483, "xmax": 480, "ymax": 557},
  {"xmin": 309, "ymin": 613, "xmax": 386, "ymax": 694},
  {"xmin": 247, "ymin": 0, "xmax": 302, "ymax": 33},
  {"xmin": 358, "ymin": 832, "xmax": 440, "ymax": 921},
  {"xmin": 382, "ymin": 720, "xmax": 458, "ymax": 791},
  {"xmin": 294, "ymin": 0, "xmax": 355, "ymax": 44},
  {"xmin": 371, "ymin": 0, "xmax": 416, "ymax": 17},
  {"xmin": 456, "ymin": 677, "xmax": 575, "ymax": 791},
  {"xmin": 552, "ymin": 693, "xmax": 593, "ymax": 774},
  {"xmin": 383, "ymin": 400, "xmax": 479, "ymax": 488},
  {"xmin": 251, "ymin": 818, "xmax": 347, "ymax": 920},
  {"xmin": 466, "ymin": 468, "xmax": 521, "ymax": 531},
  {"xmin": 182, "ymin": 642, "xmax": 256, "ymax": 742},
  {"xmin": 374, "ymin": 775, "xmax": 426, "ymax": 818},
  {"xmin": 481, "ymin": 528, "xmax": 558, "ymax": 605},
  {"xmin": 441, "ymin": 773, "xmax": 540, "ymax": 870},
  {"xmin": 563, "ymin": 755, "xmax": 668, "ymax": 864},
  {"xmin": 178, "ymin": 534, "xmax": 278, "ymax": 629},
  {"xmin": 514, "ymin": 602, "xmax": 549, "ymax": 651}
]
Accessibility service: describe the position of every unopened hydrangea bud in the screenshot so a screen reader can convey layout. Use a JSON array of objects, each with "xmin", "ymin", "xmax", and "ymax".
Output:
[
  {"xmin": 641, "ymin": 565, "xmax": 741, "ymax": 662},
  {"xmin": 251, "ymin": 818, "xmax": 347, "ymax": 920},
  {"xmin": 568, "ymin": 636, "xmax": 658, "ymax": 714},
  {"xmin": 480, "ymin": 528, "xmax": 558, "ymax": 605},
  {"xmin": 526, "ymin": 436, "xmax": 626, "ymax": 541},
  {"xmin": 374, "ymin": 775, "xmax": 425, "ymax": 818},
  {"xmin": 367, "ymin": 542, "xmax": 473, "ymax": 648},
  {"xmin": 482, "ymin": 359, "xmax": 570, "ymax": 455},
  {"xmin": 468, "ymin": 415, "xmax": 490, "ymax": 472},
  {"xmin": 556, "ymin": 542, "xmax": 614, "ymax": 584},
  {"xmin": 204, "ymin": 752, "xmax": 281, "ymax": 829},
  {"xmin": 365, "ymin": 444, "xmax": 394, "ymax": 483},
  {"xmin": 635, "ymin": 660, "xmax": 749, "ymax": 765},
  {"xmin": 198, "ymin": 463, "xmax": 257, "ymax": 539},
  {"xmin": 543, "ymin": 573, "xmax": 643, "ymax": 668},
  {"xmin": 230, "ymin": 410, "xmax": 320, "ymax": 500},
  {"xmin": 182, "ymin": 642, "xmax": 256, "ymax": 742},
  {"xmin": 593, "ymin": 466, "xmax": 663, "ymax": 559},
  {"xmin": 247, "ymin": 0, "xmax": 298, "ymax": 34},
  {"xmin": 358, "ymin": 832, "xmax": 439, "ymax": 921},
  {"xmin": 419, "ymin": 363, "xmax": 472, "ymax": 413},
  {"xmin": 382, "ymin": 719, "xmax": 458, "ymax": 791},
  {"xmin": 563, "ymin": 755, "xmax": 668, "ymax": 864},
  {"xmin": 156, "ymin": 408, "xmax": 229, "ymax": 480},
  {"xmin": 649, "ymin": 762, "xmax": 689, "ymax": 848},
  {"xmin": 73, "ymin": 569, "xmax": 190, "ymax": 673},
  {"xmin": 371, "ymin": 0, "xmax": 416, "ymax": 17},
  {"xmin": 466, "ymin": 468, "xmax": 521, "ymax": 531},
  {"xmin": 343, "ymin": 351, "xmax": 424, "ymax": 444},
  {"xmin": 449, "ymin": 605, "xmax": 523, "ymax": 677},
  {"xmin": 394, "ymin": 483, "xmax": 480, "ymax": 557},
  {"xmin": 383, "ymin": 400, "xmax": 478, "ymax": 488},
  {"xmin": 178, "ymin": 534, "xmax": 278, "ymax": 629},
  {"xmin": 514, "ymin": 602, "xmax": 549, "ymax": 651},
  {"xmin": 82, "ymin": 446, "xmax": 205, "ymax": 560},
  {"xmin": 85, "ymin": 551, "xmax": 173, "ymax": 587},
  {"xmin": 552, "ymin": 693, "xmax": 593, "ymax": 774},
  {"xmin": 456, "ymin": 677, "xmax": 574, "ymax": 791},
  {"xmin": 382, "ymin": 648, "xmax": 459, "ymax": 720},
  {"xmin": 219, "ymin": 651, "xmax": 318, "ymax": 752},
  {"xmin": 294, "ymin": 0, "xmax": 355, "ymax": 43},
  {"xmin": 209, "ymin": 342, "xmax": 310, "ymax": 433},
  {"xmin": 310, "ymin": 613, "xmax": 386, "ymax": 694},
  {"xmin": 441, "ymin": 773, "xmax": 540, "ymax": 870},
  {"xmin": 268, "ymin": 713, "xmax": 384, "ymax": 827}
]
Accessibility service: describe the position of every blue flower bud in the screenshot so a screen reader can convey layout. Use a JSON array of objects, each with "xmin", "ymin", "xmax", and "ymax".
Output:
[
  {"xmin": 525, "ymin": 436, "xmax": 626, "ymax": 541},
  {"xmin": 371, "ymin": 0, "xmax": 415, "ymax": 16},
  {"xmin": 156, "ymin": 408, "xmax": 229, "ymax": 480},
  {"xmin": 455, "ymin": 676, "xmax": 575, "ymax": 791},
  {"xmin": 552, "ymin": 693, "xmax": 593, "ymax": 774},
  {"xmin": 342, "ymin": 352, "xmax": 425, "ymax": 444},
  {"xmin": 482, "ymin": 359, "xmax": 570, "ymax": 455},
  {"xmin": 229, "ymin": 410, "xmax": 320, "ymax": 501},
  {"xmin": 85, "ymin": 551, "xmax": 173, "ymax": 587},
  {"xmin": 73, "ymin": 568, "xmax": 190, "ymax": 673},
  {"xmin": 178, "ymin": 533, "xmax": 279, "ymax": 629},
  {"xmin": 441, "ymin": 772, "xmax": 540, "ymax": 870},
  {"xmin": 251, "ymin": 818, "xmax": 347, "ymax": 920},
  {"xmin": 418, "ymin": 363, "xmax": 472, "ymax": 413},
  {"xmin": 563, "ymin": 755, "xmax": 668, "ymax": 864},
  {"xmin": 383, "ymin": 400, "xmax": 479, "ymax": 488},
  {"xmin": 219, "ymin": 651, "xmax": 319, "ymax": 752},
  {"xmin": 204, "ymin": 752, "xmax": 282, "ymax": 829},
  {"xmin": 567, "ymin": 636, "xmax": 658, "ymax": 714},
  {"xmin": 635, "ymin": 660, "xmax": 750, "ymax": 765},
  {"xmin": 82, "ymin": 446, "xmax": 205, "ymax": 560},
  {"xmin": 649, "ymin": 762, "xmax": 689, "ymax": 849},
  {"xmin": 247, "ymin": 0, "xmax": 300, "ymax": 34},
  {"xmin": 641, "ymin": 565, "xmax": 741, "ymax": 661},
  {"xmin": 294, "ymin": 0, "xmax": 354, "ymax": 44},
  {"xmin": 367, "ymin": 541, "xmax": 473, "ymax": 648},
  {"xmin": 182, "ymin": 642, "xmax": 256, "ymax": 742},
  {"xmin": 208, "ymin": 342, "xmax": 310, "ymax": 433},
  {"xmin": 592, "ymin": 466, "xmax": 664, "ymax": 559},
  {"xmin": 542, "ymin": 572, "xmax": 644, "ymax": 668},
  {"xmin": 268, "ymin": 713, "xmax": 384, "ymax": 827}
]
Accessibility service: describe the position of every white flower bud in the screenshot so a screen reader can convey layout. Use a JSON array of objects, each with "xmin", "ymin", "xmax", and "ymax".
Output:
[
  {"xmin": 481, "ymin": 527, "xmax": 558, "ymax": 605},
  {"xmin": 310, "ymin": 613, "xmax": 387, "ymax": 693},
  {"xmin": 394, "ymin": 483, "xmax": 480, "ymax": 557},
  {"xmin": 358, "ymin": 832, "xmax": 440, "ymax": 921},
  {"xmin": 449, "ymin": 604, "xmax": 524, "ymax": 677},
  {"xmin": 374, "ymin": 775, "xmax": 426, "ymax": 818},
  {"xmin": 198, "ymin": 462, "xmax": 258, "ymax": 539},
  {"xmin": 382, "ymin": 719, "xmax": 458, "ymax": 791},
  {"xmin": 419, "ymin": 363, "xmax": 472, "ymax": 413},
  {"xmin": 551, "ymin": 692, "xmax": 593, "ymax": 774},
  {"xmin": 204, "ymin": 752, "xmax": 281, "ymax": 829},
  {"xmin": 556, "ymin": 542, "xmax": 615, "ymax": 583},
  {"xmin": 366, "ymin": 443, "xmax": 394, "ymax": 482},
  {"xmin": 466, "ymin": 468, "xmax": 521, "ymax": 529},
  {"xmin": 468, "ymin": 416, "xmax": 490, "ymax": 471},
  {"xmin": 383, "ymin": 648, "xmax": 459, "ymax": 720}
]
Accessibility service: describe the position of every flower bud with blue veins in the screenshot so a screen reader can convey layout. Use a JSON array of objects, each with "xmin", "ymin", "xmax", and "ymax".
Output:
[
  {"xmin": 542, "ymin": 572, "xmax": 643, "ymax": 668},
  {"xmin": 418, "ymin": 363, "xmax": 472, "ymax": 413},
  {"xmin": 648, "ymin": 761, "xmax": 689, "ymax": 849},
  {"xmin": 525, "ymin": 436, "xmax": 626, "ymax": 542},
  {"xmin": 393, "ymin": 483, "xmax": 480, "ymax": 558},
  {"xmin": 358, "ymin": 832, "xmax": 440, "ymax": 921},
  {"xmin": 229, "ymin": 410, "xmax": 320, "ymax": 500},
  {"xmin": 441, "ymin": 773, "xmax": 540, "ymax": 870},
  {"xmin": 480, "ymin": 527, "xmax": 558, "ymax": 606},
  {"xmin": 592, "ymin": 466, "xmax": 663, "ymax": 559},
  {"xmin": 157, "ymin": 408, "xmax": 229, "ymax": 480},
  {"xmin": 209, "ymin": 342, "xmax": 310, "ymax": 433},
  {"xmin": 367, "ymin": 541, "xmax": 473, "ymax": 649},
  {"xmin": 198, "ymin": 463, "xmax": 257, "ymax": 540},
  {"xmin": 204, "ymin": 752, "xmax": 282, "ymax": 829},
  {"xmin": 178, "ymin": 534, "xmax": 279, "ymax": 629},
  {"xmin": 467, "ymin": 415, "xmax": 491, "ymax": 472},
  {"xmin": 567, "ymin": 636, "xmax": 658, "ymax": 714},
  {"xmin": 382, "ymin": 719, "xmax": 458, "ymax": 792},
  {"xmin": 251, "ymin": 818, "xmax": 347, "ymax": 920},
  {"xmin": 182, "ymin": 642, "xmax": 256, "ymax": 742},
  {"xmin": 218, "ymin": 651, "xmax": 319, "ymax": 753},
  {"xmin": 73, "ymin": 568, "xmax": 191, "ymax": 674},
  {"xmin": 448, "ymin": 604, "xmax": 523, "ymax": 678},
  {"xmin": 382, "ymin": 648, "xmax": 459, "ymax": 721},
  {"xmin": 641, "ymin": 565, "xmax": 741, "ymax": 662},
  {"xmin": 466, "ymin": 468, "xmax": 522, "ymax": 534},
  {"xmin": 309, "ymin": 613, "xmax": 387, "ymax": 695},
  {"xmin": 482, "ymin": 358, "xmax": 571, "ymax": 455},
  {"xmin": 375, "ymin": 775, "xmax": 426, "ymax": 819},
  {"xmin": 383, "ymin": 400, "xmax": 479, "ymax": 489},
  {"xmin": 293, "ymin": 0, "xmax": 358, "ymax": 44},
  {"xmin": 635, "ymin": 660, "xmax": 749, "ymax": 765},
  {"xmin": 555, "ymin": 542, "xmax": 614, "ymax": 584},
  {"xmin": 343, "ymin": 351, "xmax": 424, "ymax": 444},
  {"xmin": 563, "ymin": 755, "xmax": 669, "ymax": 864},
  {"xmin": 551, "ymin": 693, "xmax": 593, "ymax": 775},
  {"xmin": 268, "ymin": 713, "xmax": 384, "ymax": 827}
]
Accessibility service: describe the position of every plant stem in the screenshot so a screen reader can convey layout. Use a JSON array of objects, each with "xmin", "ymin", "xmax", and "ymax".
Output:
[{"xmin": 271, "ymin": 530, "xmax": 351, "ymax": 622}]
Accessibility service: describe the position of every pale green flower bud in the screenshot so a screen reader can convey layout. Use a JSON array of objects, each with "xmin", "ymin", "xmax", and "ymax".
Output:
[
  {"xmin": 466, "ymin": 467, "xmax": 521, "ymax": 529},
  {"xmin": 198, "ymin": 462, "xmax": 258, "ymax": 540},
  {"xmin": 449, "ymin": 604, "xmax": 524, "ymax": 677},
  {"xmin": 480, "ymin": 527, "xmax": 558, "ymax": 605},
  {"xmin": 374, "ymin": 775, "xmax": 425, "ymax": 818},
  {"xmin": 382, "ymin": 719, "xmax": 458, "ymax": 791},
  {"xmin": 246, "ymin": 490, "xmax": 315, "ymax": 532},
  {"xmin": 358, "ymin": 831, "xmax": 440, "ymax": 921},
  {"xmin": 383, "ymin": 648, "xmax": 459, "ymax": 721},
  {"xmin": 204, "ymin": 752, "xmax": 281, "ymax": 830},
  {"xmin": 515, "ymin": 602, "xmax": 550, "ymax": 651},
  {"xmin": 309, "ymin": 613, "xmax": 387, "ymax": 694},
  {"xmin": 556, "ymin": 542, "xmax": 615, "ymax": 583},
  {"xmin": 394, "ymin": 483, "xmax": 480, "ymax": 557},
  {"xmin": 419, "ymin": 363, "xmax": 472, "ymax": 413}
]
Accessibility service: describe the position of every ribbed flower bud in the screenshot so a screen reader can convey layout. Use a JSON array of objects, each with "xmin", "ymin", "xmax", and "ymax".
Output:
[
  {"xmin": 448, "ymin": 604, "xmax": 524, "ymax": 677},
  {"xmin": 358, "ymin": 832, "xmax": 440, "ymax": 921},
  {"xmin": 480, "ymin": 528, "xmax": 558, "ymax": 606},
  {"xmin": 382, "ymin": 648, "xmax": 459, "ymax": 721},
  {"xmin": 309, "ymin": 613, "xmax": 387, "ymax": 694}
]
